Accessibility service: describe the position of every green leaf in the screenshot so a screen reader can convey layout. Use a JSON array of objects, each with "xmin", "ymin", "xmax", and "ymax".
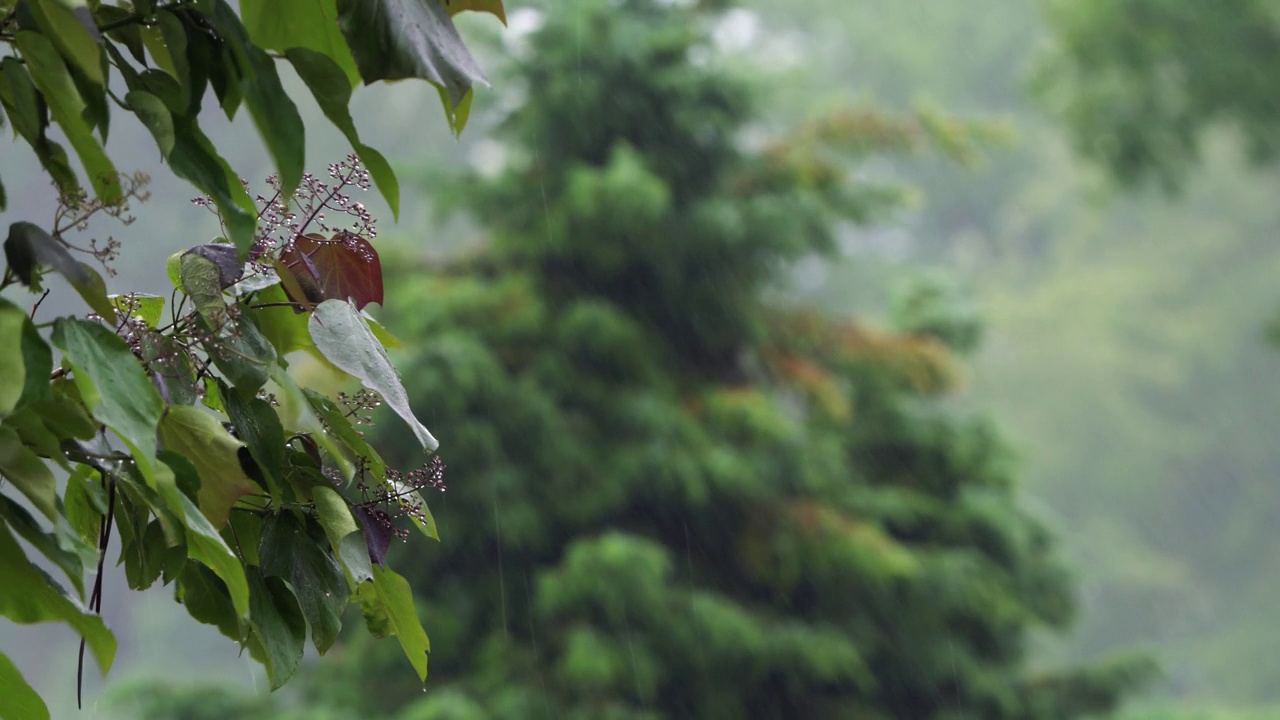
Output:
[
  {"xmin": 153, "ymin": 10, "xmax": 191, "ymax": 112},
  {"xmin": 158, "ymin": 405, "xmax": 259, "ymax": 529},
  {"xmin": 357, "ymin": 565, "xmax": 430, "ymax": 681},
  {"xmin": 28, "ymin": 0, "xmax": 105, "ymax": 86},
  {"xmin": 335, "ymin": 0, "xmax": 487, "ymax": 108},
  {"xmin": 0, "ymin": 521, "xmax": 116, "ymax": 673},
  {"xmin": 63, "ymin": 464, "xmax": 106, "ymax": 546},
  {"xmin": 179, "ymin": 251, "xmax": 227, "ymax": 317},
  {"xmin": 306, "ymin": 391, "xmax": 387, "ymax": 479},
  {"xmin": 221, "ymin": 386, "xmax": 286, "ymax": 504},
  {"xmin": 212, "ymin": 0, "xmax": 305, "ymax": 196},
  {"xmin": 363, "ymin": 311, "xmax": 402, "ymax": 348},
  {"xmin": 0, "ymin": 426, "xmax": 58, "ymax": 521},
  {"xmin": 246, "ymin": 567, "xmax": 306, "ymax": 689},
  {"xmin": 286, "ymin": 48, "xmax": 400, "ymax": 218},
  {"xmin": 267, "ymin": 365, "xmax": 352, "ymax": 479},
  {"xmin": 248, "ymin": 283, "xmax": 313, "ymax": 356},
  {"xmin": 109, "ymin": 293, "xmax": 166, "ymax": 329},
  {"xmin": 0, "ymin": 57, "xmax": 79, "ymax": 194},
  {"xmin": 0, "ymin": 298, "xmax": 30, "ymax": 415},
  {"xmin": 14, "ymin": 31, "xmax": 120, "ymax": 201},
  {"xmin": 0, "ymin": 651, "xmax": 49, "ymax": 720},
  {"xmin": 442, "ymin": 0, "xmax": 506, "ymax": 22},
  {"xmin": 0, "ymin": 493, "xmax": 88, "ymax": 597},
  {"xmin": 158, "ymin": 462, "xmax": 250, "ymax": 619},
  {"xmin": 309, "ymin": 299, "xmax": 437, "ymax": 451},
  {"xmin": 177, "ymin": 559, "xmax": 245, "ymax": 641},
  {"xmin": 202, "ymin": 311, "xmax": 278, "ymax": 395},
  {"xmin": 140, "ymin": 331, "xmax": 199, "ymax": 406},
  {"xmin": 312, "ymin": 485, "xmax": 372, "ymax": 585},
  {"xmin": 122, "ymin": 518, "xmax": 183, "ymax": 591},
  {"xmin": 51, "ymin": 318, "xmax": 163, "ymax": 467},
  {"xmin": 5, "ymin": 221, "xmax": 115, "ymax": 318},
  {"xmin": 169, "ymin": 121, "xmax": 257, "ymax": 255},
  {"xmin": 126, "ymin": 90, "xmax": 176, "ymax": 158},
  {"xmin": 241, "ymin": 0, "xmax": 360, "ymax": 85},
  {"xmin": 259, "ymin": 512, "xmax": 347, "ymax": 654}
]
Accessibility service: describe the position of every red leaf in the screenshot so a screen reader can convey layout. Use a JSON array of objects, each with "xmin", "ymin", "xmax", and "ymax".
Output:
[{"xmin": 278, "ymin": 231, "xmax": 384, "ymax": 310}]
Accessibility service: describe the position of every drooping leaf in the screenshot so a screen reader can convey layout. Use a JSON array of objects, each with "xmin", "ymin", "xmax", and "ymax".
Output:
[
  {"xmin": 0, "ymin": 57, "xmax": 79, "ymax": 193},
  {"xmin": 168, "ymin": 120, "xmax": 257, "ymax": 256},
  {"xmin": 51, "ymin": 318, "xmax": 163, "ymax": 469},
  {"xmin": 353, "ymin": 506, "xmax": 394, "ymax": 567},
  {"xmin": 0, "ymin": 522, "xmax": 116, "ymax": 674},
  {"xmin": 5, "ymin": 222, "xmax": 115, "ymax": 318},
  {"xmin": 241, "ymin": 0, "xmax": 360, "ymax": 86},
  {"xmin": 259, "ymin": 512, "xmax": 348, "ymax": 654},
  {"xmin": 335, "ymin": 0, "xmax": 487, "ymax": 108},
  {"xmin": 221, "ymin": 385, "xmax": 286, "ymax": 504},
  {"xmin": 180, "ymin": 250, "xmax": 228, "ymax": 317},
  {"xmin": 0, "ymin": 651, "xmax": 49, "ymax": 720},
  {"xmin": 126, "ymin": 90, "xmax": 176, "ymax": 158},
  {"xmin": 0, "ymin": 426, "xmax": 58, "ymax": 522},
  {"xmin": 160, "ymin": 463, "xmax": 251, "ymax": 618},
  {"xmin": 246, "ymin": 568, "xmax": 306, "ymax": 689},
  {"xmin": 0, "ymin": 493, "xmax": 88, "ymax": 597},
  {"xmin": 63, "ymin": 464, "xmax": 107, "ymax": 546},
  {"xmin": 310, "ymin": 299, "xmax": 436, "ymax": 450},
  {"xmin": 158, "ymin": 405, "xmax": 259, "ymax": 529},
  {"xmin": 312, "ymin": 485, "xmax": 372, "ymax": 585},
  {"xmin": 279, "ymin": 231, "xmax": 384, "ymax": 310},
  {"xmin": 14, "ymin": 31, "xmax": 120, "ymax": 200},
  {"xmin": 177, "ymin": 560, "xmax": 245, "ymax": 642},
  {"xmin": 285, "ymin": 48, "xmax": 399, "ymax": 217},
  {"xmin": 0, "ymin": 299, "xmax": 30, "ymax": 415},
  {"xmin": 185, "ymin": 243, "xmax": 244, "ymax": 290},
  {"xmin": 28, "ymin": 0, "xmax": 104, "ymax": 87},
  {"xmin": 356, "ymin": 565, "xmax": 430, "ymax": 681},
  {"xmin": 212, "ymin": 0, "xmax": 305, "ymax": 196}
]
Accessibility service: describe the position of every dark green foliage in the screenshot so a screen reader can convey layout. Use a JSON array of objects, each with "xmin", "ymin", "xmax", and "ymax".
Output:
[{"xmin": 290, "ymin": 1, "xmax": 1153, "ymax": 717}]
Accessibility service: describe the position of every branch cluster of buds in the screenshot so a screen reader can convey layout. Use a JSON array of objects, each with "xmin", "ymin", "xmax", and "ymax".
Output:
[{"xmin": 356, "ymin": 456, "xmax": 447, "ymax": 541}]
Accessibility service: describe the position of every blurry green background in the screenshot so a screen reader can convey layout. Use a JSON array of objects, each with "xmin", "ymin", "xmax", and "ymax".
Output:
[{"xmin": 3, "ymin": 0, "xmax": 1280, "ymax": 718}]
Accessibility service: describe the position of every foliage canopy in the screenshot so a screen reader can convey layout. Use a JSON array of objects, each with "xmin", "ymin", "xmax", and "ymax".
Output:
[{"xmin": 0, "ymin": 0, "xmax": 503, "ymax": 717}]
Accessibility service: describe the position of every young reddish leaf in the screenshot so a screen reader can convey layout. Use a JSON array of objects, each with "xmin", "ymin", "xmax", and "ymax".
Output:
[{"xmin": 279, "ymin": 231, "xmax": 384, "ymax": 310}]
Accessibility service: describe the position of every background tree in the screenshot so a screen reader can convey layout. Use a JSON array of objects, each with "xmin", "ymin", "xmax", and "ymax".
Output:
[
  {"xmin": 262, "ymin": 1, "xmax": 1150, "ymax": 717},
  {"xmin": 1035, "ymin": 0, "xmax": 1280, "ymax": 188}
]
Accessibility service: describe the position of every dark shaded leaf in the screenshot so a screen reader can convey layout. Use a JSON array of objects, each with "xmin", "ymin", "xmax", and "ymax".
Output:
[
  {"xmin": 353, "ymin": 506, "xmax": 393, "ymax": 567},
  {"xmin": 246, "ymin": 568, "xmax": 306, "ymax": 689},
  {"xmin": 279, "ymin": 231, "xmax": 384, "ymax": 310},
  {"xmin": 177, "ymin": 559, "xmax": 245, "ymax": 642},
  {"xmin": 5, "ymin": 222, "xmax": 115, "ymax": 318},
  {"xmin": 259, "ymin": 513, "xmax": 348, "ymax": 653},
  {"xmin": 211, "ymin": 0, "xmax": 305, "ymax": 196},
  {"xmin": 335, "ymin": 0, "xmax": 487, "ymax": 107},
  {"xmin": 168, "ymin": 120, "xmax": 257, "ymax": 256},
  {"xmin": 221, "ymin": 384, "xmax": 286, "ymax": 504}
]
